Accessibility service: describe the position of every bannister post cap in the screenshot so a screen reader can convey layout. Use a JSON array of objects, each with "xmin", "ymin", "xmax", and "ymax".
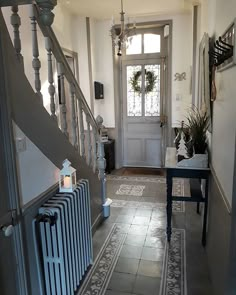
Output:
[{"xmin": 36, "ymin": 0, "xmax": 57, "ymax": 26}]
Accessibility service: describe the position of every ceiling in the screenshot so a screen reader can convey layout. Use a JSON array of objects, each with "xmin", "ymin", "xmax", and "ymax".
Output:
[{"xmin": 59, "ymin": 0, "xmax": 199, "ymax": 20}]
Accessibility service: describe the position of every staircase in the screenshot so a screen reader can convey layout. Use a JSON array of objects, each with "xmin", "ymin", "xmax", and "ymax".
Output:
[{"xmin": 0, "ymin": 3, "xmax": 106, "ymax": 229}]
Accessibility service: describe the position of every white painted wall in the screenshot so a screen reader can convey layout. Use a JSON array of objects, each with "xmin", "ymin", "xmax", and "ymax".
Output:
[
  {"xmin": 206, "ymin": 0, "xmax": 236, "ymax": 205},
  {"xmin": 13, "ymin": 123, "xmax": 60, "ymax": 206},
  {"xmin": 72, "ymin": 16, "xmax": 92, "ymax": 108},
  {"xmin": 170, "ymin": 13, "xmax": 192, "ymax": 126},
  {"xmin": 90, "ymin": 19, "xmax": 115, "ymax": 127}
]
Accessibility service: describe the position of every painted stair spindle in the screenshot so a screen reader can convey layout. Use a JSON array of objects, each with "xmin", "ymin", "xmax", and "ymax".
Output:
[
  {"xmin": 45, "ymin": 37, "xmax": 57, "ymax": 121},
  {"xmin": 11, "ymin": 5, "xmax": 23, "ymax": 63},
  {"xmin": 58, "ymin": 62, "xmax": 68, "ymax": 137},
  {"xmin": 97, "ymin": 139, "xmax": 106, "ymax": 204},
  {"xmin": 78, "ymin": 101, "xmax": 85, "ymax": 157},
  {"xmin": 29, "ymin": 5, "xmax": 43, "ymax": 103},
  {"xmin": 92, "ymin": 128, "xmax": 98, "ymax": 173},
  {"xmin": 86, "ymin": 118, "xmax": 92, "ymax": 166},
  {"xmin": 69, "ymin": 83, "xmax": 78, "ymax": 147}
]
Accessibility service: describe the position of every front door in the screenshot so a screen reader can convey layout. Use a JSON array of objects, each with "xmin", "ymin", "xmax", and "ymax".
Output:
[{"xmin": 123, "ymin": 59, "xmax": 165, "ymax": 167}]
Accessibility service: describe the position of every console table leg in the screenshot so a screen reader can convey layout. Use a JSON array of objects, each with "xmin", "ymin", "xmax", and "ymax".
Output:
[
  {"xmin": 197, "ymin": 202, "xmax": 200, "ymax": 214},
  {"xmin": 202, "ymin": 179, "xmax": 209, "ymax": 246},
  {"xmin": 166, "ymin": 173, "xmax": 173, "ymax": 242}
]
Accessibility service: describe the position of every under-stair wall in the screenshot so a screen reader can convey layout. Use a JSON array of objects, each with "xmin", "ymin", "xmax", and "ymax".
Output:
[{"xmin": 0, "ymin": 2, "xmax": 107, "ymax": 294}]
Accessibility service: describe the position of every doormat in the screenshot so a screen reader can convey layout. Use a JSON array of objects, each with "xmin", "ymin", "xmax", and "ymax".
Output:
[
  {"xmin": 122, "ymin": 167, "xmax": 165, "ymax": 176},
  {"xmin": 77, "ymin": 224, "xmax": 187, "ymax": 295},
  {"xmin": 107, "ymin": 175, "xmax": 185, "ymax": 212}
]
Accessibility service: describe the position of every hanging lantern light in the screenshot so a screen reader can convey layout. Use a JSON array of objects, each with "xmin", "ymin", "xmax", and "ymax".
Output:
[{"xmin": 59, "ymin": 159, "xmax": 77, "ymax": 193}]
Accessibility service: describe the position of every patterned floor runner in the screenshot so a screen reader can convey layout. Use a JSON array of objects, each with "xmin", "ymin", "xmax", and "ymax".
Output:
[{"xmin": 78, "ymin": 224, "xmax": 186, "ymax": 295}]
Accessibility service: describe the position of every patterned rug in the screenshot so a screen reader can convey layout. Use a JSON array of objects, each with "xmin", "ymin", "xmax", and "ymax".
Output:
[
  {"xmin": 107, "ymin": 175, "xmax": 185, "ymax": 213},
  {"xmin": 78, "ymin": 224, "xmax": 186, "ymax": 295}
]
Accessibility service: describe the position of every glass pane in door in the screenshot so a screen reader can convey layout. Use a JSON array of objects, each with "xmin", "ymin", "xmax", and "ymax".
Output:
[
  {"xmin": 144, "ymin": 64, "xmax": 161, "ymax": 116},
  {"xmin": 127, "ymin": 65, "xmax": 142, "ymax": 116}
]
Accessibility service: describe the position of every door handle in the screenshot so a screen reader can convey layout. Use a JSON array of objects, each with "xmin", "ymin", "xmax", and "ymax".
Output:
[
  {"xmin": 1, "ymin": 224, "xmax": 14, "ymax": 237},
  {"xmin": 160, "ymin": 115, "xmax": 167, "ymax": 127}
]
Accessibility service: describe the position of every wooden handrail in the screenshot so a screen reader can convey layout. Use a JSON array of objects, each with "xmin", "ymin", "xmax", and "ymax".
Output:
[{"xmin": 0, "ymin": 0, "xmax": 32, "ymax": 7}]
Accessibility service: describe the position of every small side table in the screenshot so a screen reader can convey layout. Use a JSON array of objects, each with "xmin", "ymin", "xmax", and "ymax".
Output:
[
  {"xmin": 104, "ymin": 139, "xmax": 115, "ymax": 174},
  {"xmin": 165, "ymin": 147, "xmax": 210, "ymax": 246}
]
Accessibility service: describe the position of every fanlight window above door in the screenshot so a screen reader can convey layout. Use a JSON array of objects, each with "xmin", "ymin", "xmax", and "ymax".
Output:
[
  {"xmin": 126, "ymin": 33, "xmax": 161, "ymax": 55},
  {"xmin": 144, "ymin": 34, "xmax": 161, "ymax": 53},
  {"xmin": 126, "ymin": 34, "xmax": 142, "ymax": 55}
]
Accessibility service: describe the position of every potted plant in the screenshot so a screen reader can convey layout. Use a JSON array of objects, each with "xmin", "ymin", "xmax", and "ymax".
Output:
[
  {"xmin": 185, "ymin": 107, "xmax": 209, "ymax": 154},
  {"xmin": 177, "ymin": 107, "xmax": 209, "ymax": 168}
]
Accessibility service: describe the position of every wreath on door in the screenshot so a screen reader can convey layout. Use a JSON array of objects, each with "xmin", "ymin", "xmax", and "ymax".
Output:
[{"xmin": 130, "ymin": 70, "xmax": 157, "ymax": 94}]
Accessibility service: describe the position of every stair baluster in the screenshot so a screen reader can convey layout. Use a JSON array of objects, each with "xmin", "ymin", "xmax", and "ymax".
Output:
[
  {"xmin": 78, "ymin": 101, "xmax": 85, "ymax": 157},
  {"xmin": 69, "ymin": 83, "xmax": 78, "ymax": 147},
  {"xmin": 45, "ymin": 37, "xmax": 57, "ymax": 121},
  {"xmin": 86, "ymin": 118, "xmax": 92, "ymax": 166},
  {"xmin": 58, "ymin": 62, "xmax": 68, "ymax": 137},
  {"xmin": 11, "ymin": 5, "xmax": 23, "ymax": 64},
  {"xmin": 29, "ymin": 5, "xmax": 43, "ymax": 103},
  {"xmin": 97, "ymin": 139, "xmax": 106, "ymax": 204},
  {"xmin": 92, "ymin": 128, "xmax": 97, "ymax": 173}
]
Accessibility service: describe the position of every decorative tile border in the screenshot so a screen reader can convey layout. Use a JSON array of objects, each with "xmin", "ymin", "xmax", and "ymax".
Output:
[
  {"xmin": 107, "ymin": 175, "xmax": 167, "ymax": 183},
  {"xmin": 77, "ymin": 224, "xmax": 126, "ymax": 295},
  {"xmin": 116, "ymin": 184, "xmax": 146, "ymax": 196},
  {"xmin": 159, "ymin": 229, "xmax": 187, "ymax": 295},
  {"xmin": 111, "ymin": 199, "xmax": 184, "ymax": 212},
  {"xmin": 78, "ymin": 224, "xmax": 187, "ymax": 295},
  {"xmin": 108, "ymin": 175, "xmax": 185, "ymax": 213}
]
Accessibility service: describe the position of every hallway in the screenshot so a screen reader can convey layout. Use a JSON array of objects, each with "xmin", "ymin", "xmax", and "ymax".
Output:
[{"xmin": 79, "ymin": 172, "xmax": 213, "ymax": 295}]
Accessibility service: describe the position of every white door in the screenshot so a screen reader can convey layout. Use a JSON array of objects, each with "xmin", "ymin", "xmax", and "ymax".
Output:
[{"xmin": 123, "ymin": 59, "xmax": 165, "ymax": 167}]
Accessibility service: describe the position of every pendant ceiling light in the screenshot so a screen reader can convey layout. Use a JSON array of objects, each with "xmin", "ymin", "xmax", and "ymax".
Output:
[{"xmin": 110, "ymin": 0, "xmax": 136, "ymax": 56}]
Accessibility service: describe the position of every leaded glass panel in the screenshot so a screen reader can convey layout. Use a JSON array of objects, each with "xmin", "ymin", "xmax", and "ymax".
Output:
[
  {"xmin": 144, "ymin": 64, "xmax": 160, "ymax": 116},
  {"xmin": 127, "ymin": 65, "xmax": 142, "ymax": 116}
]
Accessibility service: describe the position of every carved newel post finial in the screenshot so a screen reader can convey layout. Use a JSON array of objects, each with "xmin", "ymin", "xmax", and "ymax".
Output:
[{"xmin": 36, "ymin": 0, "xmax": 57, "ymax": 26}]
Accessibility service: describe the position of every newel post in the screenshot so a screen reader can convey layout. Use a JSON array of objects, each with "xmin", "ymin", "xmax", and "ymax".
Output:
[{"xmin": 36, "ymin": 0, "xmax": 57, "ymax": 26}]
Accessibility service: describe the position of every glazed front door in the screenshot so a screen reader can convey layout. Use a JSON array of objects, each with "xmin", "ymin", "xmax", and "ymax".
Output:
[{"xmin": 123, "ymin": 59, "xmax": 164, "ymax": 167}]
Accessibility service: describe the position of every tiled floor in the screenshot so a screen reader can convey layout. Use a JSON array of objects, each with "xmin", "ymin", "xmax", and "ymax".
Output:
[{"xmin": 91, "ymin": 179, "xmax": 214, "ymax": 295}]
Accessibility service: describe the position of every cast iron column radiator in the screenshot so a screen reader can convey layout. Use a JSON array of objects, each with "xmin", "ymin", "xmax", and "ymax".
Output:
[{"xmin": 33, "ymin": 180, "xmax": 93, "ymax": 295}]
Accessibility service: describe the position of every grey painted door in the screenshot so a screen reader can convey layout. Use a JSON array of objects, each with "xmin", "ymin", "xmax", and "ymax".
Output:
[
  {"xmin": 0, "ymin": 152, "xmax": 19, "ymax": 294},
  {"xmin": 123, "ymin": 59, "xmax": 164, "ymax": 167}
]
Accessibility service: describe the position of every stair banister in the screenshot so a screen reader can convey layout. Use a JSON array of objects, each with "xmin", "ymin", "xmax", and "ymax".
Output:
[
  {"xmin": 0, "ymin": 0, "xmax": 32, "ymax": 7},
  {"xmin": 2, "ymin": 1, "xmax": 108, "ymax": 206},
  {"xmin": 32, "ymin": 4, "xmax": 99, "ymax": 133},
  {"xmin": 45, "ymin": 36, "xmax": 57, "ymax": 121}
]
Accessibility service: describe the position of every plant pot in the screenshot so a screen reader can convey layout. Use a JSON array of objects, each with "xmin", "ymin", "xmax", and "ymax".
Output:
[{"xmin": 177, "ymin": 153, "xmax": 208, "ymax": 168}]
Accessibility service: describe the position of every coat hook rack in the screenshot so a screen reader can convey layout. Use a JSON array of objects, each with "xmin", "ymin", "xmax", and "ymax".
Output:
[{"xmin": 209, "ymin": 18, "xmax": 236, "ymax": 71}]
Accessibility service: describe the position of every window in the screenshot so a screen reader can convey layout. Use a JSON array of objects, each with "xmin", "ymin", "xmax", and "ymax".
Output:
[
  {"xmin": 126, "ymin": 35, "xmax": 142, "ymax": 55},
  {"xmin": 126, "ymin": 64, "xmax": 161, "ymax": 117},
  {"xmin": 126, "ymin": 33, "xmax": 161, "ymax": 55},
  {"xmin": 144, "ymin": 34, "xmax": 161, "ymax": 53}
]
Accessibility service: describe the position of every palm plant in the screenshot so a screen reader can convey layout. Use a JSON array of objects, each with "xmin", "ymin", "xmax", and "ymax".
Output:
[{"xmin": 185, "ymin": 107, "xmax": 209, "ymax": 154}]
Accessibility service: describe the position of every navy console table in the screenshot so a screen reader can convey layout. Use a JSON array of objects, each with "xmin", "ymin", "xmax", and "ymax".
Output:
[{"xmin": 165, "ymin": 147, "xmax": 210, "ymax": 246}]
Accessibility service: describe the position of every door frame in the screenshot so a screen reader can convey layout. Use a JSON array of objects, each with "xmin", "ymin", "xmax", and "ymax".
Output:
[
  {"xmin": 113, "ymin": 20, "xmax": 173, "ymax": 169},
  {"xmin": 0, "ymin": 31, "xmax": 27, "ymax": 294}
]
